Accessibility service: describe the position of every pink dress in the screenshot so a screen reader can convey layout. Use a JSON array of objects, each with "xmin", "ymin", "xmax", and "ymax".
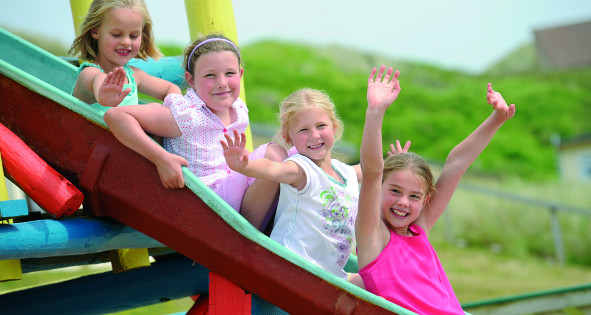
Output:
[{"xmin": 359, "ymin": 224, "xmax": 464, "ymax": 315}]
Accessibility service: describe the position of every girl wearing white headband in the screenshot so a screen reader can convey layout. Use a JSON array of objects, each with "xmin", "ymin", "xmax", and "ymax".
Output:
[{"xmin": 104, "ymin": 34, "xmax": 287, "ymax": 232}]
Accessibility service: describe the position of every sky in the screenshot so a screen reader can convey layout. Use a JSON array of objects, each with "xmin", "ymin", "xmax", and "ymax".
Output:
[{"xmin": 1, "ymin": 0, "xmax": 590, "ymax": 74}]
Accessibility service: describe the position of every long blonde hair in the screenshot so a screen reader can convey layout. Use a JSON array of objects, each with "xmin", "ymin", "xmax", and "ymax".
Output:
[
  {"xmin": 68, "ymin": 0, "xmax": 161, "ymax": 61},
  {"xmin": 276, "ymin": 88, "xmax": 344, "ymax": 146}
]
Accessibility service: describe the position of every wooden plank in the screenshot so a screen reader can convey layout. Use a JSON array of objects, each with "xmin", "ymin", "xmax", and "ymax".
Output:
[
  {"xmin": 0, "ymin": 122, "xmax": 84, "ymax": 217},
  {"xmin": 0, "ymin": 217, "xmax": 164, "ymax": 260}
]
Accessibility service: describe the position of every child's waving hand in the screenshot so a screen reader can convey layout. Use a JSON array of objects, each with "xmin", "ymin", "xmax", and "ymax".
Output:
[
  {"xmin": 221, "ymin": 129, "xmax": 251, "ymax": 174},
  {"xmin": 387, "ymin": 140, "xmax": 412, "ymax": 156},
  {"xmin": 367, "ymin": 65, "xmax": 401, "ymax": 111},
  {"xmin": 98, "ymin": 67, "xmax": 132, "ymax": 107},
  {"xmin": 487, "ymin": 83, "xmax": 516, "ymax": 123}
]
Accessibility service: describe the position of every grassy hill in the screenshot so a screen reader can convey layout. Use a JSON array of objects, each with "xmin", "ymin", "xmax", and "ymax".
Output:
[{"xmin": 240, "ymin": 40, "xmax": 591, "ymax": 182}]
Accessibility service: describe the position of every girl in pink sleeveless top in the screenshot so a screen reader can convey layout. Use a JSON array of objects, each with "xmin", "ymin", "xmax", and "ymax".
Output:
[{"xmin": 356, "ymin": 66, "xmax": 515, "ymax": 314}]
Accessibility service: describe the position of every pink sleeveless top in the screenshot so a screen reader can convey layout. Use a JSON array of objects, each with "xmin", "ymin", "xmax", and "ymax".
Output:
[{"xmin": 359, "ymin": 224, "xmax": 464, "ymax": 314}]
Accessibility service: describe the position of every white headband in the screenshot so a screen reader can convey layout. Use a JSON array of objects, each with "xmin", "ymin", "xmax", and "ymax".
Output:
[{"xmin": 186, "ymin": 38, "xmax": 241, "ymax": 71}]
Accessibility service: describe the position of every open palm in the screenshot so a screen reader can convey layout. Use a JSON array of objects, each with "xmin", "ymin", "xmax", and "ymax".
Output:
[
  {"xmin": 98, "ymin": 67, "xmax": 131, "ymax": 107},
  {"xmin": 220, "ymin": 129, "xmax": 250, "ymax": 172},
  {"xmin": 367, "ymin": 65, "xmax": 401, "ymax": 110}
]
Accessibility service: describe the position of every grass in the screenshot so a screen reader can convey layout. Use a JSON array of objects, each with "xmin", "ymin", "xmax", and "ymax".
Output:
[{"xmin": 440, "ymin": 244, "xmax": 591, "ymax": 304}]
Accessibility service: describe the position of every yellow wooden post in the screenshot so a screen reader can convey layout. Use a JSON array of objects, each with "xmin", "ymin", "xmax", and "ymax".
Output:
[
  {"xmin": 109, "ymin": 248, "xmax": 151, "ymax": 273},
  {"xmin": 0, "ymin": 152, "xmax": 22, "ymax": 281},
  {"xmin": 69, "ymin": 0, "xmax": 94, "ymax": 37},
  {"xmin": 0, "ymin": 154, "xmax": 8, "ymax": 203},
  {"xmin": 0, "ymin": 260, "xmax": 22, "ymax": 282},
  {"xmin": 184, "ymin": 0, "xmax": 254, "ymax": 151}
]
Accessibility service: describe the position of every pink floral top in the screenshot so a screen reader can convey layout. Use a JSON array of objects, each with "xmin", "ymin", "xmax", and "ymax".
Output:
[{"xmin": 162, "ymin": 88, "xmax": 249, "ymax": 189}]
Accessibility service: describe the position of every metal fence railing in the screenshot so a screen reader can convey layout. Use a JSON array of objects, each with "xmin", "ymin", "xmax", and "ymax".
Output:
[{"xmin": 448, "ymin": 183, "xmax": 591, "ymax": 265}]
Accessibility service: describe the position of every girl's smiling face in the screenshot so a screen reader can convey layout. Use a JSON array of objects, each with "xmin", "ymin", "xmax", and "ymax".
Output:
[
  {"xmin": 285, "ymin": 106, "xmax": 336, "ymax": 165},
  {"xmin": 92, "ymin": 7, "xmax": 143, "ymax": 72},
  {"xmin": 186, "ymin": 51, "xmax": 243, "ymax": 118},
  {"xmin": 381, "ymin": 169, "xmax": 429, "ymax": 235}
]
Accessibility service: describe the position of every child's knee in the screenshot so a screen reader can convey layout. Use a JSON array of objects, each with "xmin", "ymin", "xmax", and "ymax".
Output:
[
  {"xmin": 265, "ymin": 143, "xmax": 288, "ymax": 162},
  {"xmin": 103, "ymin": 107, "xmax": 116, "ymax": 124}
]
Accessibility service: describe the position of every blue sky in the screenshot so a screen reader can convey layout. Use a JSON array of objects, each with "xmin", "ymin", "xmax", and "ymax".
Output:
[{"xmin": 1, "ymin": 0, "xmax": 590, "ymax": 73}]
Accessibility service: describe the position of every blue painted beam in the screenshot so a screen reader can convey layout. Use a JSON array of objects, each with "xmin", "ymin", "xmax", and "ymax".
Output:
[
  {"xmin": 0, "ymin": 217, "xmax": 164, "ymax": 260},
  {"xmin": 0, "ymin": 199, "xmax": 28, "ymax": 218},
  {"xmin": 0, "ymin": 253, "xmax": 209, "ymax": 315}
]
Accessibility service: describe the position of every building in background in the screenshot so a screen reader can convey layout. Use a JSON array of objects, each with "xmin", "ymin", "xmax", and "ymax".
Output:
[
  {"xmin": 534, "ymin": 20, "xmax": 591, "ymax": 69},
  {"xmin": 553, "ymin": 133, "xmax": 591, "ymax": 182}
]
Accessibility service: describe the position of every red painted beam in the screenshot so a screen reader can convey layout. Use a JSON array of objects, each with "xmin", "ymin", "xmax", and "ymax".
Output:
[
  {"xmin": 209, "ymin": 272, "xmax": 251, "ymax": 315},
  {"xmin": 187, "ymin": 294, "xmax": 209, "ymax": 315},
  {"xmin": 0, "ymin": 73, "xmax": 396, "ymax": 314},
  {"xmin": 0, "ymin": 122, "xmax": 83, "ymax": 217}
]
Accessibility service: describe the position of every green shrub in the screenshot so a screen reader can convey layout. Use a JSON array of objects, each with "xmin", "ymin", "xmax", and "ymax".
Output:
[{"xmin": 242, "ymin": 41, "xmax": 591, "ymax": 182}]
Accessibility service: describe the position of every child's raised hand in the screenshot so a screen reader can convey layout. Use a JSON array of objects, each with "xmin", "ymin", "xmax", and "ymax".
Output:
[
  {"xmin": 367, "ymin": 65, "xmax": 401, "ymax": 111},
  {"xmin": 387, "ymin": 140, "xmax": 411, "ymax": 156},
  {"xmin": 487, "ymin": 83, "xmax": 516, "ymax": 123},
  {"xmin": 220, "ymin": 129, "xmax": 251, "ymax": 172},
  {"xmin": 98, "ymin": 67, "xmax": 131, "ymax": 107}
]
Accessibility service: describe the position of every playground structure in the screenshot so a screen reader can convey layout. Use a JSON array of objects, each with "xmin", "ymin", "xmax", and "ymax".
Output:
[{"xmin": 0, "ymin": 1, "xmax": 414, "ymax": 314}]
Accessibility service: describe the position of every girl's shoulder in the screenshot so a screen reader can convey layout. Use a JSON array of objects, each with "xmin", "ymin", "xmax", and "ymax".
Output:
[
  {"xmin": 78, "ymin": 62, "xmax": 102, "ymax": 74},
  {"xmin": 330, "ymin": 158, "xmax": 352, "ymax": 168},
  {"xmin": 331, "ymin": 158, "xmax": 357, "ymax": 174},
  {"xmin": 122, "ymin": 63, "xmax": 136, "ymax": 74},
  {"xmin": 163, "ymin": 89, "xmax": 202, "ymax": 116},
  {"xmin": 284, "ymin": 154, "xmax": 313, "ymax": 178},
  {"xmin": 287, "ymin": 153, "xmax": 312, "ymax": 167}
]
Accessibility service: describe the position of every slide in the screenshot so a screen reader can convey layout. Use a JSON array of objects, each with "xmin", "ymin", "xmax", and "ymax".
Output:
[{"xmin": 0, "ymin": 27, "xmax": 414, "ymax": 314}]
